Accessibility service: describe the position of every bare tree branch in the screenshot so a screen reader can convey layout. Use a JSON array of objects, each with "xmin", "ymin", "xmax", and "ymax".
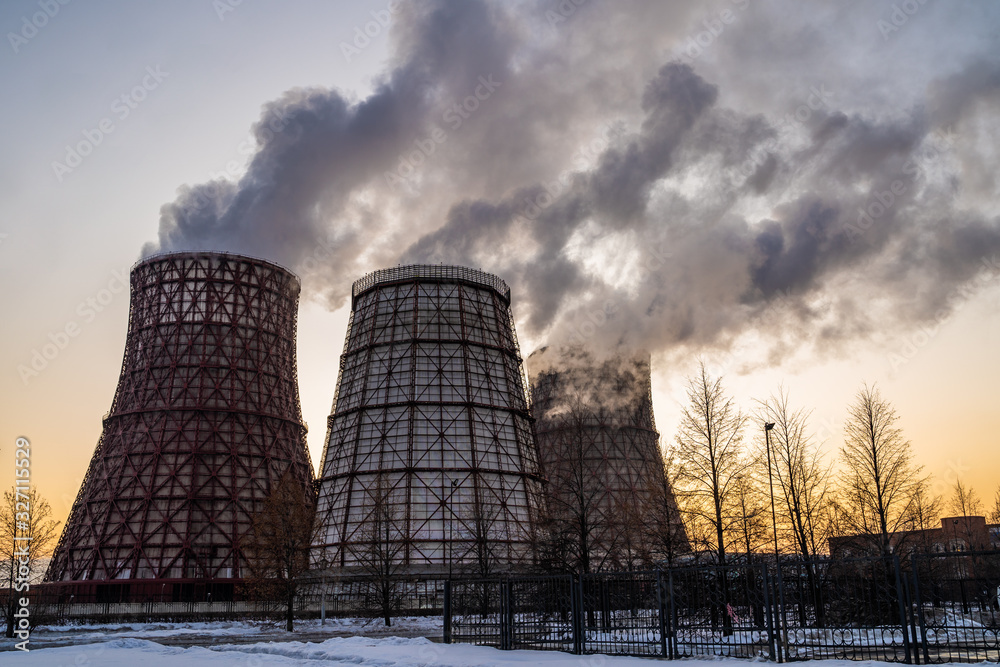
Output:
[
  {"xmin": 243, "ymin": 472, "xmax": 317, "ymax": 632},
  {"xmin": 837, "ymin": 384, "xmax": 927, "ymax": 556},
  {"xmin": 674, "ymin": 362, "xmax": 747, "ymax": 565},
  {"xmin": 2, "ymin": 487, "xmax": 60, "ymax": 637}
]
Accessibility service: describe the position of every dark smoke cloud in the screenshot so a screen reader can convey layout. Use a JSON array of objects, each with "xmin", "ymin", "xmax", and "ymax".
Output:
[{"xmin": 147, "ymin": 0, "xmax": 1000, "ymax": 369}]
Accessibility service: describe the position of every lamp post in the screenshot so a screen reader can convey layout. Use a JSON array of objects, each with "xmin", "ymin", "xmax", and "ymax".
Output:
[
  {"xmin": 764, "ymin": 420, "xmax": 787, "ymax": 661},
  {"xmin": 764, "ymin": 422, "xmax": 778, "ymax": 562}
]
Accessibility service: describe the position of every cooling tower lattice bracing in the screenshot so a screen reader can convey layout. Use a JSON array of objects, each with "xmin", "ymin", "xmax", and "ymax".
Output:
[
  {"xmin": 45, "ymin": 252, "xmax": 314, "ymax": 601},
  {"xmin": 313, "ymin": 265, "xmax": 545, "ymax": 574},
  {"xmin": 528, "ymin": 347, "xmax": 689, "ymax": 570}
]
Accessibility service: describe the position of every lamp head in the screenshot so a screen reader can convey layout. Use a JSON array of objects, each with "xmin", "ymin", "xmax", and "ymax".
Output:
[{"xmin": 764, "ymin": 422, "xmax": 775, "ymax": 431}]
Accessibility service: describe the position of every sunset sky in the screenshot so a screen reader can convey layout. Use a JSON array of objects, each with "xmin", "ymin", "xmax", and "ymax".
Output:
[{"xmin": 1, "ymin": 0, "xmax": 998, "ymax": 529}]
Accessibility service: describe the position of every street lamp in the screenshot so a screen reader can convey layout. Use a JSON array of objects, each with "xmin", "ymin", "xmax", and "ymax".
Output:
[
  {"xmin": 764, "ymin": 421, "xmax": 787, "ymax": 661},
  {"xmin": 764, "ymin": 422, "xmax": 779, "ymax": 563}
]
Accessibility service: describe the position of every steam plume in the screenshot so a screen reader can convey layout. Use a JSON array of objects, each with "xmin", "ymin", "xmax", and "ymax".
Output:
[{"xmin": 147, "ymin": 0, "xmax": 1000, "ymax": 366}]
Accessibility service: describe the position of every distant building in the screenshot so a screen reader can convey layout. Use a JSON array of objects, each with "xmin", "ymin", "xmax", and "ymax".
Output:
[{"xmin": 829, "ymin": 516, "xmax": 1000, "ymax": 558}]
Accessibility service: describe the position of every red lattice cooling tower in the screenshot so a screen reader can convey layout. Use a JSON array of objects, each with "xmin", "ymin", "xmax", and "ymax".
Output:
[{"xmin": 45, "ymin": 252, "xmax": 314, "ymax": 601}]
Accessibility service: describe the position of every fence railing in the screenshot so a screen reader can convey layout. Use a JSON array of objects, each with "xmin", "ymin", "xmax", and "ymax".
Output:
[
  {"xmin": 445, "ymin": 552, "xmax": 1000, "ymax": 663},
  {"xmin": 12, "ymin": 578, "xmax": 447, "ymax": 626}
]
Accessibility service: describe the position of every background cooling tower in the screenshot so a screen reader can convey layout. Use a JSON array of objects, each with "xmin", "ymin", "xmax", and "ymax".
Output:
[
  {"xmin": 528, "ymin": 347, "xmax": 688, "ymax": 570},
  {"xmin": 46, "ymin": 252, "xmax": 314, "ymax": 600},
  {"xmin": 314, "ymin": 265, "xmax": 545, "ymax": 573}
]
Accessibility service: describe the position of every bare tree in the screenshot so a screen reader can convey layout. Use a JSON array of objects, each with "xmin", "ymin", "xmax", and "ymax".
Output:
[
  {"xmin": 243, "ymin": 472, "xmax": 317, "ymax": 632},
  {"xmin": 838, "ymin": 384, "xmax": 927, "ymax": 556},
  {"xmin": 727, "ymin": 469, "xmax": 771, "ymax": 559},
  {"xmin": 910, "ymin": 481, "xmax": 944, "ymax": 531},
  {"xmin": 348, "ymin": 474, "xmax": 407, "ymax": 626},
  {"xmin": 991, "ymin": 486, "xmax": 1000, "ymax": 525},
  {"xmin": 950, "ymin": 479, "xmax": 983, "ymax": 517},
  {"xmin": 757, "ymin": 390, "xmax": 832, "ymax": 560},
  {"xmin": 1, "ymin": 487, "xmax": 60, "ymax": 638},
  {"xmin": 539, "ymin": 403, "xmax": 613, "ymax": 574},
  {"xmin": 950, "ymin": 480, "xmax": 987, "ymax": 551},
  {"xmin": 609, "ymin": 492, "xmax": 647, "ymax": 572},
  {"xmin": 674, "ymin": 363, "xmax": 748, "ymax": 566},
  {"xmin": 903, "ymin": 480, "xmax": 944, "ymax": 553},
  {"xmin": 640, "ymin": 452, "xmax": 690, "ymax": 567},
  {"xmin": 460, "ymin": 487, "xmax": 510, "ymax": 578}
]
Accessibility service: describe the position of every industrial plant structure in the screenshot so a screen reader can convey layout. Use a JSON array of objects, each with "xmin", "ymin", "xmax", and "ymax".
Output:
[
  {"xmin": 313, "ymin": 265, "xmax": 545, "ymax": 574},
  {"xmin": 45, "ymin": 252, "xmax": 315, "ymax": 601},
  {"xmin": 529, "ymin": 347, "xmax": 688, "ymax": 570}
]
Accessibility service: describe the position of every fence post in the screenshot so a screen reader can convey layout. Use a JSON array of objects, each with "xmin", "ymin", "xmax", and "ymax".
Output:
[
  {"xmin": 774, "ymin": 564, "xmax": 786, "ymax": 663},
  {"xmin": 656, "ymin": 570, "xmax": 669, "ymax": 659},
  {"xmin": 901, "ymin": 569, "xmax": 920, "ymax": 665},
  {"xmin": 443, "ymin": 580, "xmax": 452, "ymax": 644},
  {"xmin": 762, "ymin": 566, "xmax": 778, "ymax": 663},
  {"xmin": 910, "ymin": 555, "xmax": 930, "ymax": 665},
  {"xmin": 891, "ymin": 555, "xmax": 912, "ymax": 665},
  {"xmin": 573, "ymin": 574, "xmax": 584, "ymax": 655},
  {"xmin": 500, "ymin": 579, "xmax": 514, "ymax": 651},
  {"xmin": 668, "ymin": 569, "xmax": 678, "ymax": 660}
]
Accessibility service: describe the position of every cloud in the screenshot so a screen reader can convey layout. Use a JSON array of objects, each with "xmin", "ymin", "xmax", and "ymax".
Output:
[{"xmin": 147, "ymin": 0, "xmax": 1000, "ymax": 368}]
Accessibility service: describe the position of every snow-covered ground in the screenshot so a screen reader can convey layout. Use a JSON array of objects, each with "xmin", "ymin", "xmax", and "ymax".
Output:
[
  {"xmin": 1, "ymin": 635, "xmax": 991, "ymax": 666},
  {"xmin": 34, "ymin": 615, "xmax": 442, "ymax": 639},
  {"xmin": 2, "ymin": 616, "xmax": 994, "ymax": 665},
  {"xmin": 12, "ymin": 616, "xmax": 444, "ymax": 655},
  {"xmin": 0, "ymin": 634, "xmax": 851, "ymax": 665}
]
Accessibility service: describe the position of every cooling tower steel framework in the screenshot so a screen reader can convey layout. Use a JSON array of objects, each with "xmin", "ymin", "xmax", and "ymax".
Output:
[
  {"xmin": 46, "ymin": 252, "xmax": 314, "ymax": 600},
  {"xmin": 314, "ymin": 265, "xmax": 545, "ymax": 573},
  {"xmin": 529, "ymin": 348, "xmax": 689, "ymax": 569}
]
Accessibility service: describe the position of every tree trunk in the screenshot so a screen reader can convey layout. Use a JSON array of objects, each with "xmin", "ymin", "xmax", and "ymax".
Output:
[{"xmin": 286, "ymin": 590, "xmax": 294, "ymax": 632}]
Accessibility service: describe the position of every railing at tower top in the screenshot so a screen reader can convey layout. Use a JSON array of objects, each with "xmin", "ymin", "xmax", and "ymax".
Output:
[
  {"xmin": 352, "ymin": 265, "xmax": 511, "ymax": 305},
  {"xmin": 134, "ymin": 250, "xmax": 298, "ymax": 280}
]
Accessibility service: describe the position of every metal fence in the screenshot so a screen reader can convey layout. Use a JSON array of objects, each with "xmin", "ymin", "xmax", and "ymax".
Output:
[
  {"xmin": 445, "ymin": 552, "xmax": 1000, "ymax": 663},
  {"xmin": 14, "ymin": 577, "xmax": 446, "ymax": 626}
]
